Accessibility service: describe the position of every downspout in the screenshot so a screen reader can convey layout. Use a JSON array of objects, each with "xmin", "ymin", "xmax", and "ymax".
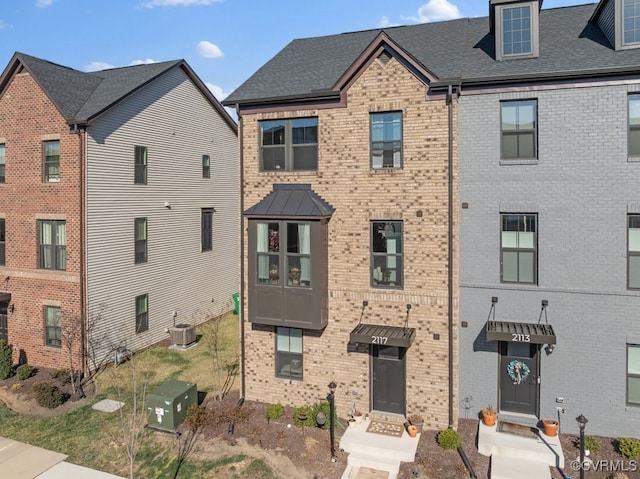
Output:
[
  {"xmin": 75, "ymin": 125, "xmax": 87, "ymax": 376},
  {"xmin": 447, "ymin": 84, "xmax": 454, "ymax": 429},
  {"xmin": 236, "ymin": 105, "xmax": 246, "ymax": 400}
]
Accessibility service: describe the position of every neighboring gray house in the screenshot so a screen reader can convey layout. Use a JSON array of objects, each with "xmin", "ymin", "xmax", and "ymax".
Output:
[
  {"xmin": 0, "ymin": 52, "xmax": 238, "ymax": 371},
  {"xmin": 458, "ymin": 0, "xmax": 640, "ymax": 437}
]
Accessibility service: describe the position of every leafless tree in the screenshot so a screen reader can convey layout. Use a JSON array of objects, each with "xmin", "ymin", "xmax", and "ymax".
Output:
[
  {"xmin": 199, "ymin": 303, "xmax": 239, "ymax": 401},
  {"xmin": 105, "ymin": 348, "xmax": 157, "ymax": 479}
]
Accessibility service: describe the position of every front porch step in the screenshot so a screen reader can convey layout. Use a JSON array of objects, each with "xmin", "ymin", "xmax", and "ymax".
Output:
[
  {"xmin": 490, "ymin": 455, "xmax": 551, "ymax": 479},
  {"xmin": 478, "ymin": 421, "xmax": 564, "ymax": 469},
  {"xmin": 347, "ymin": 452, "xmax": 401, "ymax": 475},
  {"xmin": 340, "ymin": 464, "xmax": 397, "ymax": 479}
]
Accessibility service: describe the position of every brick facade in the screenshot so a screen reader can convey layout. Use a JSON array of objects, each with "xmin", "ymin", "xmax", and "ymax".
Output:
[
  {"xmin": 0, "ymin": 71, "xmax": 82, "ymax": 369},
  {"xmin": 241, "ymin": 57, "xmax": 459, "ymax": 428}
]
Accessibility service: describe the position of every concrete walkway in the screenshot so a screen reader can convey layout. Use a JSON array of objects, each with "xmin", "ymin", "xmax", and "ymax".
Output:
[{"xmin": 0, "ymin": 437, "xmax": 124, "ymax": 479}]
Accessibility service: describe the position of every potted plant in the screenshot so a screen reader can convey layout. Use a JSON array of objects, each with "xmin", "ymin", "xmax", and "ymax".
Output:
[
  {"xmin": 408, "ymin": 414, "xmax": 424, "ymax": 434},
  {"xmin": 481, "ymin": 405, "xmax": 497, "ymax": 427},
  {"xmin": 542, "ymin": 418, "xmax": 559, "ymax": 437},
  {"xmin": 406, "ymin": 423, "xmax": 419, "ymax": 438}
]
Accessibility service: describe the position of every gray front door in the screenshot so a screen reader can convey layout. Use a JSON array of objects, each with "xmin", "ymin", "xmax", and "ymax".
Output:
[
  {"xmin": 499, "ymin": 342, "xmax": 539, "ymax": 415},
  {"xmin": 0, "ymin": 303, "xmax": 7, "ymax": 344},
  {"xmin": 371, "ymin": 345, "xmax": 406, "ymax": 415}
]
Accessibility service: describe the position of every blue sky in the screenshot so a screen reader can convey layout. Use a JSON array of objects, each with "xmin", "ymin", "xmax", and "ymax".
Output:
[{"xmin": 0, "ymin": 0, "xmax": 591, "ymax": 103}]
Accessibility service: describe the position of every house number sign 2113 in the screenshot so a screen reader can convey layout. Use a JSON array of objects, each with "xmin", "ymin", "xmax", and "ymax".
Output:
[
  {"xmin": 511, "ymin": 333, "xmax": 531, "ymax": 342},
  {"xmin": 371, "ymin": 336, "xmax": 389, "ymax": 344}
]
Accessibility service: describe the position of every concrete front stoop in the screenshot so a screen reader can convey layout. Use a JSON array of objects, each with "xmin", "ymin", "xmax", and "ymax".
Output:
[
  {"xmin": 339, "ymin": 416, "xmax": 420, "ymax": 479},
  {"xmin": 477, "ymin": 420, "xmax": 564, "ymax": 479}
]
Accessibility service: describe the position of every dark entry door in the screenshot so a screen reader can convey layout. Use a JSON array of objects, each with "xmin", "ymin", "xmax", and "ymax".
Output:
[
  {"xmin": 371, "ymin": 345, "xmax": 406, "ymax": 415},
  {"xmin": 0, "ymin": 303, "xmax": 7, "ymax": 344},
  {"xmin": 499, "ymin": 342, "xmax": 539, "ymax": 415}
]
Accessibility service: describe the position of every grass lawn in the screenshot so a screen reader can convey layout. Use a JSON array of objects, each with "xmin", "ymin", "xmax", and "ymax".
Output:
[{"xmin": 0, "ymin": 311, "xmax": 266, "ymax": 479}]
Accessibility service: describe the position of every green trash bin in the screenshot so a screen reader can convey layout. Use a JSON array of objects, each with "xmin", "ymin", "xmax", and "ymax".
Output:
[{"xmin": 232, "ymin": 292, "xmax": 240, "ymax": 315}]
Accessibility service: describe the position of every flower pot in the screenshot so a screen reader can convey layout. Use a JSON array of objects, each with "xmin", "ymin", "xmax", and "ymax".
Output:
[
  {"xmin": 348, "ymin": 418, "xmax": 357, "ymax": 428},
  {"xmin": 407, "ymin": 424, "xmax": 419, "ymax": 438},
  {"xmin": 354, "ymin": 414, "xmax": 364, "ymax": 424},
  {"xmin": 409, "ymin": 418, "xmax": 424, "ymax": 434},
  {"xmin": 542, "ymin": 418, "xmax": 559, "ymax": 437},
  {"xmin": 481, "ymin": 409, "xmax": 497, "ymax": 427}
]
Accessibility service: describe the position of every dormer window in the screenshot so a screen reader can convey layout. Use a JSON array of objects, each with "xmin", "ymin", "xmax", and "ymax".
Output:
[
  {"xmin": 491, "ymin": 0, "xmax": 540, "ymax": 61},
  {"xmin": 590, "ymin": 0, "xmax": 640, "ymax": 50},
  {"xmin": 624, "ymin": 0, "xmax": 640, "ymax": 45}
]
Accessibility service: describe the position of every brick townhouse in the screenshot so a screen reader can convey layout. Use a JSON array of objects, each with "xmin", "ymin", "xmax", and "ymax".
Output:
[
  {"xmin": 224, "ymin": 30, "xmax": 459, "ymax": 428},
  {"xmin": 225, "ymin": 0, "xmax": 640, "ymax": 438},
  {"xmin": 0, "ymin": 53, "xmax": 239, "ymax": 371}
]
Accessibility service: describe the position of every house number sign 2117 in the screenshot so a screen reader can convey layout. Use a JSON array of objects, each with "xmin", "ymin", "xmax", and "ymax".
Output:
[
  {"xmin": 371, "ymin": 336, "xmax": 389, "ymax": 344},
  {"xmin": 511, "ymin": 333, "xmax": 531, "ymax": 342}
]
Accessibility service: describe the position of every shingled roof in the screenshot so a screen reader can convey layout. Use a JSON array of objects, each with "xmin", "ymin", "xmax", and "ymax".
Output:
[
  {"xmin": 224, "ymin": 2, "xmax": 640, "ymax": 106},
  {"xmin": 0, "ymin": 52, "xmax": 236, "ymax": 130}
]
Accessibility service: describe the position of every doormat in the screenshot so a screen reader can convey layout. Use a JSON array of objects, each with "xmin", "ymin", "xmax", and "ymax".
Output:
[
  {"xmin": 366, "ymin": 419, "xmax": 405, "ymax": 437},
  {"xmin": 497, "ymin": 421, "xmax": 537, "ymax": 439}
]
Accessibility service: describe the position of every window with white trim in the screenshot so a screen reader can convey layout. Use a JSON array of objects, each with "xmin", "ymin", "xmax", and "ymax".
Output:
[{"xmin": 628, "ymin": 344, "xmax": 640, "ymax": 405}]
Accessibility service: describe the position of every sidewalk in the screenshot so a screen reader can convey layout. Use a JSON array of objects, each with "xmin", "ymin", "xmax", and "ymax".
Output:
[{"xmin": 0, "ymin": 436, "xmax": 124, "ymax": 479}]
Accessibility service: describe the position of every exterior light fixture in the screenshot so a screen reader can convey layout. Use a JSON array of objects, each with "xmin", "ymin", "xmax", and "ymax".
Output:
[
  {"xmin": 576, "ymin": 414, "xmax": 588, "ymax": 479},
  {"xmin": 327, "ymin": 381, "xmax": 337, "ymax": 462}
]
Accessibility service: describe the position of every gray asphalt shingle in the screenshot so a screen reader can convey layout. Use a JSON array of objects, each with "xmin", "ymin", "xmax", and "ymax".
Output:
[{"xmin": 225, "ymin": 3, "xmax": 640, "ymax": 105}]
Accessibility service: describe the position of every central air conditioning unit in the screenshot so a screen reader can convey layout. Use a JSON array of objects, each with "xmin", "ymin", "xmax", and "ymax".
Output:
[{"xmin": 168, "ymin": 323, "xmax": 196, "ymax": 348}]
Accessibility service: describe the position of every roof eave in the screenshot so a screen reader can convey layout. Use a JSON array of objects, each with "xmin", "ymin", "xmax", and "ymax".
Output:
[{"xmin": 222, "ymin": 90, "xmax": 341, "ymax": 109}]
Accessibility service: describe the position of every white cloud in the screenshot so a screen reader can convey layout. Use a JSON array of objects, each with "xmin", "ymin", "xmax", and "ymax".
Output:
[
  {"xmin": 85, "ymin": 61, "xmax": 115, "ymax": 72},
  {"xmin": 35, "ymin": 0, "xmax": 53, "ymax": 7},
  {"xmin": 130, "ymin": 58, "xmax": 158, "ymax": 65},
  {"xmin": 378, "ymin": 16, "xmax": 399, "ymax": 28},
  {"xmin": 403, "ymin": 0, "xmax": 462, "ymax": 23},
  {"xmin": 141, "ymin": 0, "xmax": 222, "ymax": 7},
  {"xmin": 197, "ymin": 41, "xmax": 223, "ymax": 59},
  {"xmin": 205, "ymin": 82, "xmax": 228, "ymax": 101}
]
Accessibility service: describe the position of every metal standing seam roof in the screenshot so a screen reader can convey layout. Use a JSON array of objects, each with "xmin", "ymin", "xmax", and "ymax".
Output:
[
  {"xmin": 223, "ymin": 2, "xmax": 640, "ymax": 106},
  {"xmin": 243, "ymin": 184, "xmax": 335, "ymax": 218},
  {"xmin": 486, "ymin": 320, "xmax": 556, "ymax": 344},
  {"xmin": 349, "ymin": 323, "xmax": 417, "ymax": 348}
]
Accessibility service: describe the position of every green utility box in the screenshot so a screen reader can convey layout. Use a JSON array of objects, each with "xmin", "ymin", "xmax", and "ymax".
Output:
[{"xmin": 146, "ymin": 379, "xmax": 197, "ymax": 433}]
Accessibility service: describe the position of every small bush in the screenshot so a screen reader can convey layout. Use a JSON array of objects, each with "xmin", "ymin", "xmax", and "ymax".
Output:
[
  {"xmin": 293, "ymin": 405, "xmax": 314, "ymax": 428},
  {"xmin": 437, "ymin": 428, "xmax": 461, "ymax": 450},
  {"xmin": 618, "ymin": 437, "xmax": 640, "ymax": 459},
  {"xmin": 266, "ymin": 402, "xmax": 285, "ymax": 422},
  {"xmin": 33, "ymin": 382, "xmax": 65, "ymax": 409},
  {"xmin": 11, "ymin": 383, "xmax": 22, "ymax": 391},
  {"xmin": 16, "ymin": 364, "xmax": 34, "ymax": 381},
  {"xmin": 574, "ymin": 435, "xmax": 601, "ymax": 452},
  {"xmin": 0, "ymin": 340, "xmax": 13, "ymax": 380}
]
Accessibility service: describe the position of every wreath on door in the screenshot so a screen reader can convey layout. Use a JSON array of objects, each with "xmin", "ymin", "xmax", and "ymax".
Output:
[{"xmin": 506, "ymin": 360, "xmax": 530, "ymax": 385}]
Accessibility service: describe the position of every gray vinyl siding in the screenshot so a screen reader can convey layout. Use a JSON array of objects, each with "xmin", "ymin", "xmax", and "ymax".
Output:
[
  {"xmin": 85, "ymin": 67, "xmax": 239, "ymax": 361},
  {"xmin": 458, "ymin": 83, "xmax": 640, "ymax": 437}
]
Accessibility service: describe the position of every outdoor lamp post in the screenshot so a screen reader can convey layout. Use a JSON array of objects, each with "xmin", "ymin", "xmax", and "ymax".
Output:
[
  {"xmin": 327, "ymin": 381, "xmax": 337, "ymax": 462},
  {"xmin": 576, "ymin": 413, "xmax": 588, "ymax": 479}
]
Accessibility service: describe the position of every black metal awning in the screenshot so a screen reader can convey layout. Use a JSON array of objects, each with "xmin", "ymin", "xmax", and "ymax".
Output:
[
  {"xmin": 349, "ymin": 323, "xmax": 416, "ymax": 348},
  {"xmin": 486, "ymin": 320, "xmax": 556, "ymax": 345},
  {"xmin": 0, "ymin": 292, "xmax": 11, "ymax": 303}
]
